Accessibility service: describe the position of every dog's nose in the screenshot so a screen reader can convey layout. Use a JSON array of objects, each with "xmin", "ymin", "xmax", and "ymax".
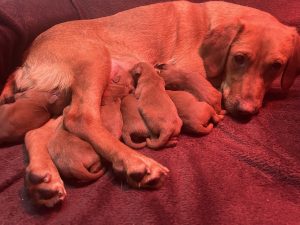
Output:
[{"xmin": 235, "ymin": 101, "xmax": 258, "ymax": 117}]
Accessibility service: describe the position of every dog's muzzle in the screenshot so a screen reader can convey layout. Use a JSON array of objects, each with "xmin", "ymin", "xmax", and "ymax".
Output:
[{"xmin": 234, "ymin": 100, "xmax": 259, "ymax": 117}]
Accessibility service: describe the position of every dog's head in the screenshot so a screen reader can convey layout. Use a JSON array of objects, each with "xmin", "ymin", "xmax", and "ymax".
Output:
[{"xmin": 200, "ymin": 17, "xmax": 300, "ymax": 117}]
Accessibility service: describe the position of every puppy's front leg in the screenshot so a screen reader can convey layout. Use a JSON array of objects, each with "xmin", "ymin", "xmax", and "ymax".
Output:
[
  {"xmin": 25, "ymin": 119, "xmax": 66, "ymax": 207},
  {"xmin": 63, "ymin": 47, "xmax": 169, "ymax": 189}
]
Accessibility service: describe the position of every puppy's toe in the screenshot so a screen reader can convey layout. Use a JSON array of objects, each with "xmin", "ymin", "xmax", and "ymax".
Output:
[
  {"xmin": 212, "ymin": 113, "xmax": 225, "ymax": 124},
  {"xmin": 89, "ymin": 161, "xmax": 103, "ymax": 173}
]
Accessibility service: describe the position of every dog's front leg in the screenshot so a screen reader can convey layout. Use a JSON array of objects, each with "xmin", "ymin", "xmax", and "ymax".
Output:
[
  {"xmin": 63, "ymin": 47, "xmax": 169, "ymax": 189},
  {"xmin": 157, "ymin": 63, "xmax": 222, "ymax": 113},
  {"xmin": 182, "ymin": 73, "xmax": 222, "ymax": 113},
  {"xmin": 24, "ymin": 119, "xmax": 66, "ymax": 207}
]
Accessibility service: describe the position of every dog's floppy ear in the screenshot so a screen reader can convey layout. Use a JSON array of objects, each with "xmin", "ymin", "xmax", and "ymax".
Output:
[
  {"xmin": 281, "ymin": 33, "xmax": 300, "ymax": 91},
  {"xmin": 200, "ymin": 22, "xmax": 243, "ymax": 78}
]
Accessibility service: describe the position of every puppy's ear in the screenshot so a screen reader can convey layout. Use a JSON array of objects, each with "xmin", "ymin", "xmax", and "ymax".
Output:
[
  {"xmin": 281, "ymin": 33, "xmax": 300, "ymax": 91},
  {"xmin": 200, "ymin": 22, "xmax": 243, "ymax": 78},
  {"xmin": 130, "ymin": 64, "xmax": 142, "ymax": 86}
]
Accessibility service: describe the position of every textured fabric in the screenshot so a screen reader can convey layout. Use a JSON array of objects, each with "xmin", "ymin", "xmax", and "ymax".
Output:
[{"xmin": 0, "ymin": 0, "xmax": 299, "ymax": 224}]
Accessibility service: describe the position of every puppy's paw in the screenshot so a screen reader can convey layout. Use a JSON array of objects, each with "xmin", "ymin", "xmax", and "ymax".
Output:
[
  {"xmin": 25, "ymin": 161, "xmax": 66, "ymax": 207},
  {"xmin": 113, "ymin": 153, "xmax": 169, "ymax": 189},
  {"xmin": 211, "ymin": 109, "xmax": 226, "ymax": 124},
  {"xmin": 165, "ymin": 136, "xmax": 179, "ymax": 148}
]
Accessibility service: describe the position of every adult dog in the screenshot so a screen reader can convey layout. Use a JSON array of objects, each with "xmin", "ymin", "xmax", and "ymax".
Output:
[{"xmin": 0, "ymin": 1, "xmax": 299, "ymax": 206}]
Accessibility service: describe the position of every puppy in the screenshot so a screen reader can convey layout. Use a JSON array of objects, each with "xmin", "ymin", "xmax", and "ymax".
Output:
[
  {"xmin": 167, "ymin": 90, "xmax": 224, "ymax": 135},
  {"xmin": 100, "ymin": 99, "xmax": 123, "ymax": 139},
  {"xmin": 132, "ymin": 62, "xmax": 182, "ymax": 149},
  {"xmin": 121, "ymin": 94, "xmax": 150, "ymax": 149},
  {"xmin": 47, "ymin": 117, "xmax": 105, "ymax": 182},
  {"xmin": 156, "ymin": 63, "xmax": 223, "ymax": 113},
  {"xmin": 0, "ymin": 86, "xmax": 69, "ymax": 144},
  {"xmin": 100, "ymin": 63, "xmax": 134, "ymax": 139}
]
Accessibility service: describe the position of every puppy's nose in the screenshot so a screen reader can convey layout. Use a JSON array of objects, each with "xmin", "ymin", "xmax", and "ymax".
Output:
[{"xmin": 235, "ymin": 101, "xmax": 258, "ymax": 117}]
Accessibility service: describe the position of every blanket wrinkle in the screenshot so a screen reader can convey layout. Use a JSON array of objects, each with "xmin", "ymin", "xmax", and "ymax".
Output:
[{"xmin": 219, "ymin": 121, "xmax": 300, "ymax": 186}]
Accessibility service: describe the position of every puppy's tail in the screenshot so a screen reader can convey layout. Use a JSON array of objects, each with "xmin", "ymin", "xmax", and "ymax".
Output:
[
  {"xmin": 146, "ymin": 130, "xmax": 172, "ymax": 149},
  {"xmin": 67, "ymin": 162, "xmax": 106, "ymax": 182},
  {"xmin": 191, "ymin": 123, "xmax": 214, "ymax": 135},
  {"xmin": 122, "ymin": 132, "xmax": 147, "ymax": 149}
]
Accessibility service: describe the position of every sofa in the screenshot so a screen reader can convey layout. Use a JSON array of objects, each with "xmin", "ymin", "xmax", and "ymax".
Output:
[{"xmin": 0, "ymin": 0, "xmax": 299, "ymax": 224}]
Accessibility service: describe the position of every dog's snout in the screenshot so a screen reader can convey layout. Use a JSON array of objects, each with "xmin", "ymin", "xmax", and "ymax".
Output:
[{"xmin": 235, "ymin": 101, "xmax": 258, "ymax": 117}]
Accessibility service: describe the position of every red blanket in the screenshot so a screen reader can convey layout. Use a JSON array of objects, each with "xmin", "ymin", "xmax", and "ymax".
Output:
[{"xmin": 0, "ymin": 0, "xmax": 299, "ymax": 224}]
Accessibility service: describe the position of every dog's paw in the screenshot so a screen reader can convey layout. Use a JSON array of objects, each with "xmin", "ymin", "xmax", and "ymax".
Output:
[
  {"xmin": 113, "ymin": 153, "xmax": 169, "ymax": 189},
  {"xmin": 203, "ymin": 88, "xmax": 223, "ymax": 113},
  {"xmin": 25, "ymin": 161, "xmax": 66, "ymax": 207}
]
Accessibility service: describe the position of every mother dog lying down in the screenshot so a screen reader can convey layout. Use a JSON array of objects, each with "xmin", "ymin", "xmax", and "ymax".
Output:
[{"xmin": 0, "ymin": 1, "xmax": 299, "ymax": 206}]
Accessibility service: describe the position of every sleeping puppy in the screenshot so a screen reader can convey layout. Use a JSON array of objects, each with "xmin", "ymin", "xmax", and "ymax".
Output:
[
  {"xmin": 121, "ymin": 94, "xmax": 150, "ymax": 149},
  {"xmin": 100, "ymin": 63, "xmax": 135, "ymax": 139},
  {"xmin": 156, "ymin": 63, "xmax": 222, "ymax": 113},
  {"xmin": 132, "ymin": 62, "xmax": 182, "ymax": 149},
  {"xmin": 100, "ymin": 99, "xmax": 123, "ymax": 139},
  {"xmin": 47, "ymin": 116, "xmax": 105, "ymax": 182},
  {"xmin": 0, "ymin": 85, "xmax": 70, "ymax": 145},
  {"xmin": 167, "ymin": 90, "xmax": 224, "ymax": 135},
  {"xmin": 156, "ymin": 64, "xmax": 224, "ymax": 133}
]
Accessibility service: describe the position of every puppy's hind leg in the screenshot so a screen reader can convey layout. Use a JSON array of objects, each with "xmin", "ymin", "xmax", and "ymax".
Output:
[
  {"xmin": 63, "ymin": 46, "xmax": 169, "ymax": 189},
  {"xmin": 48, "ymin": 116, "xmax": 105, "ymax": 182}
]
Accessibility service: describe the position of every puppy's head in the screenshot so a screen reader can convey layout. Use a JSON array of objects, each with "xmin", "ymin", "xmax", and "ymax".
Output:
[
  {"xmin": 130, "ymin": 62, "xmax": 148, "ymax": 84},
  {"xmin": 131, "ymin": 62, "xmax": 162, "ymax": 87},
  {"xmin": 200, "ymin": 17, "xmax": 300, "ymax": 118}
]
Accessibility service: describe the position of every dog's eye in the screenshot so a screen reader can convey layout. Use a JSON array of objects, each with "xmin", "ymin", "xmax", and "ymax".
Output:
[
  {"xmin": 270, "ymin": 61, "xmax": 283, "ymax": 71},
  {"xmin": 233, "ymin": 54, "xmax": 247, "ymax": 66}
]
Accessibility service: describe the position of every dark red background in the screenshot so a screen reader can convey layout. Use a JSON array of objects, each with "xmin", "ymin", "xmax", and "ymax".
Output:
[{"xmin": 0, "ymin": 0, "xmax": 299, "ymax": 224}]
